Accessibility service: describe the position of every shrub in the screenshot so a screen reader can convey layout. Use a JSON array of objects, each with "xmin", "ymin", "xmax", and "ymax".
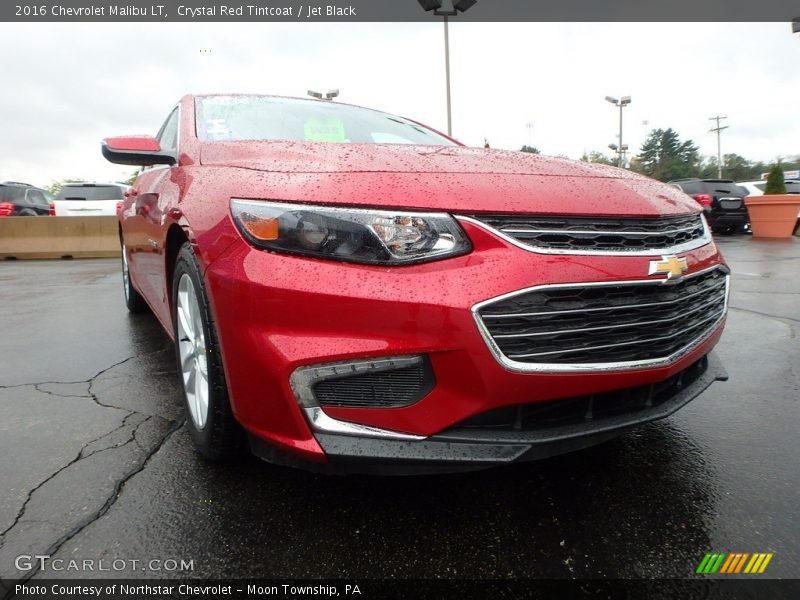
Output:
[{"xmin": 764, "ymin": 164, "xmax": 787, "ymax": 195}]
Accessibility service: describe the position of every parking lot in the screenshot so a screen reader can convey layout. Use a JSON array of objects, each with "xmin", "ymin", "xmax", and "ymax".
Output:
[{"xmin": 0, "ymin": 234, "xmax": 798, "ymax": 583}]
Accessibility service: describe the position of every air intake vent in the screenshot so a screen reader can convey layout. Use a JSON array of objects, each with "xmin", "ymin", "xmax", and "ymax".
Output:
[{"xmin": 314, "ymin": 358, "xmax": 434, "ymax": 408}]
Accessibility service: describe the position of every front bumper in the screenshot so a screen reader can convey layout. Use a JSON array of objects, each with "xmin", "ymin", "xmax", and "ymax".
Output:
[
  {"xmin": 250, "ymin": 352, "xmax": 727, "ymax": 474},
  {"xmin": 205, "ymin": 219, "xmax": 728, "ymax": 471}
]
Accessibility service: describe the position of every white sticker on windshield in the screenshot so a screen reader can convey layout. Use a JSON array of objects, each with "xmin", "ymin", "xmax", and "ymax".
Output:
[{"xmin": 205, "ymin": 118, "xmax": 231, "ymax": 140}]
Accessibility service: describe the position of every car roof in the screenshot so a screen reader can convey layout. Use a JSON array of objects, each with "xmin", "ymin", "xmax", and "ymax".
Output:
[{"xmin": 60, "ymin": 182, "xmax": 127, "ymax": 187}]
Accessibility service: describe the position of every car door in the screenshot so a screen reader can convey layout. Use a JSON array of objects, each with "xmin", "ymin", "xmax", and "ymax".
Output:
[{"xmin": 125, "ymin": 107, "xmax": 181, "ymax": 326}]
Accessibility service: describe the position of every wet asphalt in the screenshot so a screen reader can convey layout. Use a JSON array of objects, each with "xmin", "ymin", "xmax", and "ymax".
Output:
[{"xmin": 0, "ymin": 235, "xmax": 797, "ymax": 583}]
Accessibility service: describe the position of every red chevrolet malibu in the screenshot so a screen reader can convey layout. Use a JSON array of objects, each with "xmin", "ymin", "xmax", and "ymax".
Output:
[{"xmin": 103, "ymin": 94, "xmax": 728, "ymax": 474}]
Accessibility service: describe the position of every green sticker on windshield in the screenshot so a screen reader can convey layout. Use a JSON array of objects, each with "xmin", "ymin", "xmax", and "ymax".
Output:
[{"xmin": 304, "ymin": 118, "xmax": 346, "ymax": 142}]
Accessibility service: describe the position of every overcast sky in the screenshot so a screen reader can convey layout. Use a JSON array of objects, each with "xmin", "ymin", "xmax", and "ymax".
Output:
[{"xmin": 1, "ymin": 22, "xmax": 798, "ymax": 187}]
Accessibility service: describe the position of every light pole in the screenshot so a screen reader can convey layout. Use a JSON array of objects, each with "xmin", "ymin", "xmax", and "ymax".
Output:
[
  {"xmin": 605, "ymin": 95, "xmax": 631, "ymax": 168},
  {"xmin": 308, "ymin": 89, "xmax": 339, "ymax": 101},
  {"xmin": 709, "ymin": 115, "xmax": 728, "ymax": 178},
  {"xmin": 418, "ymin": 0, "xmax": 477, "ymax": 137},
  {"xmin": 608, "ymin": 143, "xmax": 628, "ymax": 167}
]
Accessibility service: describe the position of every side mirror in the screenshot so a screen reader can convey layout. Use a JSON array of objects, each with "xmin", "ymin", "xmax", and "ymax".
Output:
[{"xmin": 101, "ymin": 135, "xmax": 176, "ymax": 166}]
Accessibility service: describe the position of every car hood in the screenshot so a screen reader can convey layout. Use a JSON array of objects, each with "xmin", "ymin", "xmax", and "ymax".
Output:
[
  {"xmin": 197, "ymin": 141, "xmax": 699, "ymax": 216},
  {"xmin": 203, "ymin": 141, "xmax": 625, "ymax": 176}
]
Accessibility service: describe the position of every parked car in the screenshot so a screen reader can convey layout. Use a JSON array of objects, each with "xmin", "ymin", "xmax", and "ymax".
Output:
[
  {"xmin": 737, "ymin": 179, "xmax": 800, "ymax": 197},
  {"xmin": 103, "ymin": 94, "xmax": 730, "ymax": 474},
  {"xmin": 668, "ymin": 178, "xmax": 750, "ymax": 234},
  {"xmin": 51, "ymin": 182, "xmax": 128, "ymax": 216},
  {"xmin": 0, "ymin": 181, "xmax": 52, "ymax": 216}
]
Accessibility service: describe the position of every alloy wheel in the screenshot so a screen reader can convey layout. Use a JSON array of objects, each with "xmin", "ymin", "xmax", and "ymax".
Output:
[
  {"xmin": 121, "ymin": 244, "xmax": 131, "ymax": 302},
  {"xmin": 176, "ymin": 273, "xmax": 209, "ymax": 429}
]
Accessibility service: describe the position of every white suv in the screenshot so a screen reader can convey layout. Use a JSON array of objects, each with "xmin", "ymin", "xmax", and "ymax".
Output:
[
  {"xmin": 52, "ymin": 182, "xmax": 129, "ymax": 216},
  {"xmin": 737, "ymin": 179, "xmax": 800, "ymax": 197}
]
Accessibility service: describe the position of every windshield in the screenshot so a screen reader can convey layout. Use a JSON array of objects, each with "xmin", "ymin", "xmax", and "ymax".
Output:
[
  {"xmin": 195, "ymin": 95, "xmax": 455, "ymax": 146},
  {"xmin": 55, "ymin": 185, "xmax": 124, "ymax": 201}
]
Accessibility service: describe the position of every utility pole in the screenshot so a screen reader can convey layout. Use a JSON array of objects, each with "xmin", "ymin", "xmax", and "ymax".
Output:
[{"xmin": 709, "ymin": 116, "xmax": 728, "ymax": 178}]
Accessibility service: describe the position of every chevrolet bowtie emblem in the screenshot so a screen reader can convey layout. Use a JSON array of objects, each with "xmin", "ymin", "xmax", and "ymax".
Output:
[{"xmin": 649, "ymin": 255, "xmax": 688, "ymax": 280}]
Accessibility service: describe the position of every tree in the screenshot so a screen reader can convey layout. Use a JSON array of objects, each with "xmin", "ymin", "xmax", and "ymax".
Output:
[
  {"xmin": 580, "ymin": 151, "xmax": 615, "ymax": 166},
  {"xmin": 124, "ymin": 169, "xmax": 140, "ymax": 186},
  {"xmin": 520, "ymin": 145, "xmax": 540, "ymax": 154},
  {"xmin": 721, "ymin": 153, "xmax": 754, "ymax": 181},
  {"xmin": 635, "ymin": 128, "xmax": 700, "ymax": 181},
  {"xmin": 46, "ymin": 179, "xmax": 83, "ymax": 196},
  {"xmin": 764, "ymin": 164, "xmax": 787, "ymax": 194}
]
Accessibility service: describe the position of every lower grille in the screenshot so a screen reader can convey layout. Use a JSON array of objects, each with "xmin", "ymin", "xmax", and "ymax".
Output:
[
  {"xmin": 456, "ymin": 354, "xmax": 709, "ymax": 432},
  {"xmin": 467, "ymin": 213, "xmax": 708, "ymax": 253},
  {"xmin": 475, "ymin": 266, "xmax": 728, "ymax": 368},
  {"xmin": 313, "ymin": 357, "xmax": 434, "ymax": 408}
]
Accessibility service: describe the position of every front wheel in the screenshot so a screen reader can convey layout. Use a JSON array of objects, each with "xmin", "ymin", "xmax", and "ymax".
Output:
[
  {"xmin": 121, "ymin": 242, "xmax": 148, "ymax": 313},
  {"xmin": 172, "ymin": 243, "xmax": 245, "ymax": 460}
]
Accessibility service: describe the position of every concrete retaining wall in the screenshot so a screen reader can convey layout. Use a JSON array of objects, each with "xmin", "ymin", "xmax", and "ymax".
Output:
[{"xmin": 0, "ymin": 216, "xmax": 120, "ymax": 259}]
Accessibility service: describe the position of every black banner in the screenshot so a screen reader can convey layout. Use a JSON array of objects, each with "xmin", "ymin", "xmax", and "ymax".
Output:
[
  {"xmin": 1, "ymin": 0, "xmax": 799, "ymax": 22},
  {"xmin": 2, "ymin": 579, "xmax": 800, "ymax": 600}
]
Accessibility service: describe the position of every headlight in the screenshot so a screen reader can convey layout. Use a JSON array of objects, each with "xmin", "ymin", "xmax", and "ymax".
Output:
[{"xmin": 230, "ymin": 199, "xmax": 472, "ymax": 265}]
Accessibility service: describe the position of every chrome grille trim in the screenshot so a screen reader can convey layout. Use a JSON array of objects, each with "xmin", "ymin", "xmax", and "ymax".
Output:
[
  {"xmin": 500, "ymin": 224, "xmax": 701, "ymax": 236},
  {"xmin": 472, "ymin": 265, "xmax": 730, "ymax": 373},
  {"xmin": 458, "ymin": 213, "xmax": 712, "ymax": 256},
  {"xmin": 481, "ymin": 280, "xmax": 726, "ymax": 320}
]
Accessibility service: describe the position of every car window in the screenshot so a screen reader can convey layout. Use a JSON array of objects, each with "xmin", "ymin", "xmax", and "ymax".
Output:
[
  {"xmin": 195, "ymin": 95, "xmax": 455, "ymax": 146},
  {"xmin": 701, "ymin": 181, "xmax": 747, "ymax": 196},
  {"xmin": 26, "ymin": 190, "xmax": 48, "ymax": 205},
  {"xmin": 54, "ymin": 185, "xmax": 124, "ymax": 201},
  {"xmin": 156, "ymin": 108, "xmax": 179, "ymax": 153},
  {"xmin": 0, "ymin": 186, "xmax": 25, "ymax": 202},
  {"xmin": 673, "ymin": 181, "xmax": 703, "ymax": 195}
]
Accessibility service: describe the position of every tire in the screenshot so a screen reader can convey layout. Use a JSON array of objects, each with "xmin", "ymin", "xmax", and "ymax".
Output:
[
  {"xmin": 172, "ymin": 242, "xmax": 245, "ymax": 460},
  {"xmin": 121, "ymin": 242, "xmax": 148, "ymax": 313},
  {"xmin": 18, "ymin": 208, "xmax": 36, "ymax": 216}
]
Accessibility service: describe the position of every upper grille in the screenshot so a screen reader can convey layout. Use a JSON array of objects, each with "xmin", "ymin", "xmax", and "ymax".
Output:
[
  {"xmin": 476, "ymin": 267, "xmax": 728, "ymax": 367},
  {"xmin": 467, "ymin": 213, "xmax": 707, "ymax": 253}
]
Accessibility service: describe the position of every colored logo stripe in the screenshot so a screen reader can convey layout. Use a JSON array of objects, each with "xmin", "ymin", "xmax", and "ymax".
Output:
[
  {"xmin": 744, "ymin": 553, "xmax": 773, "ymax": 574},
  {"xmin": 697, "ymin": 553, "xmax": 726, "ymax": 574},
  {"xmin": 719, "ymin": 553, "xmax": 749, "ymax": 573},
  {"xmin": 698, "ymin": 552, "xmax": 773, "ymax": 574}
]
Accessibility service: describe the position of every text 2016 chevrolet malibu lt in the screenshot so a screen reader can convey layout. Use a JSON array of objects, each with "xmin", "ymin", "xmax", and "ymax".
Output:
[{"xmin": 103, "ymin": 94, "xmax": 728, "ymax": 474}]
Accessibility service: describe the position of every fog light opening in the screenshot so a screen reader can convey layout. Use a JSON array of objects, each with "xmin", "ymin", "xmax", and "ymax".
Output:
[{"xmin": 290, "ymin": 355, "xmax": 434, "ymax": 409}]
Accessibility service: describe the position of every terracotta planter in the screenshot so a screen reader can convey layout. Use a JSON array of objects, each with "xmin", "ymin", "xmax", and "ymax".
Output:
[{"xmin": 744, "ymin": 195, "xmax": 800, "ymax": 239}]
